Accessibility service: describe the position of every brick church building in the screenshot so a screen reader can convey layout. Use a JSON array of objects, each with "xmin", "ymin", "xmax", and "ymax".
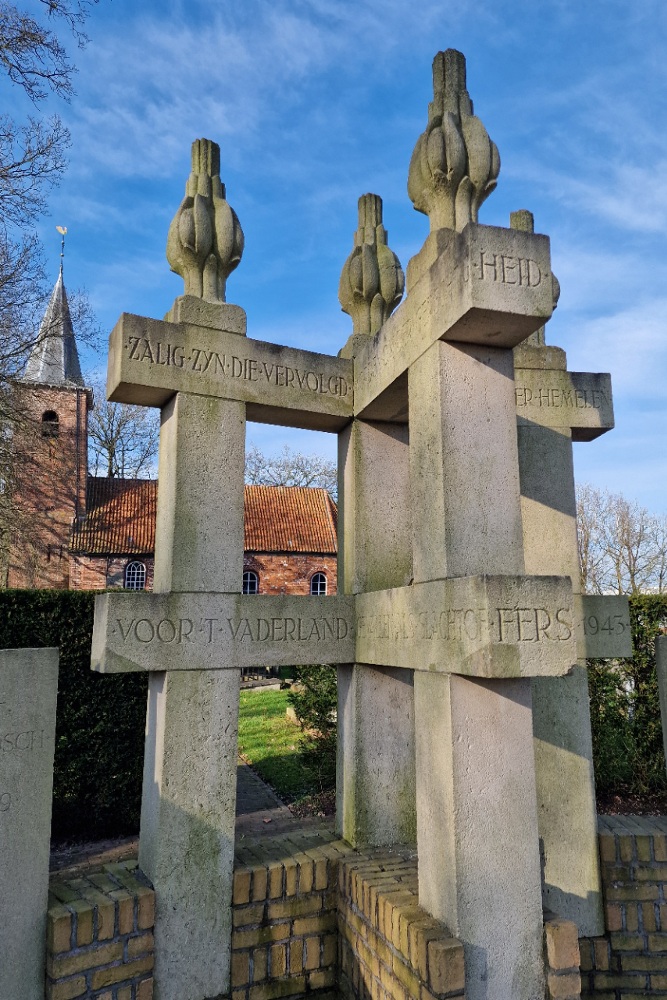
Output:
[{"xmin": 5, "ymin": 272, "xmax": 337, "ymax": 595}]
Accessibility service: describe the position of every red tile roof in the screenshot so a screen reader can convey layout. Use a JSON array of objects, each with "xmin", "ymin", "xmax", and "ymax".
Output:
[
  {"xmin": 244, "ymin": 485, "xmax": 337, "ymax": 554},
  {"xmin": 71, "ymin": 477, "xmax": 157, "ymax": 555},
  {"xmin": 70, "ymin": 479, "xmax": 337, "ymax": 556}
]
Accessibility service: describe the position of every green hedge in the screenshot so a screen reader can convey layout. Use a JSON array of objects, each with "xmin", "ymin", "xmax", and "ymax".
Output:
[
  {"xmin": 0, "ymin": 590, "xmax": 146, "ymax": 841},
  {"xmin": 589, "ymin": 593, "xmax": 667, "ymax": 799}
]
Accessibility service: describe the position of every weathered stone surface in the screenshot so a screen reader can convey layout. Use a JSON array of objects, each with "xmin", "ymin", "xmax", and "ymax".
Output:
[
  {"xmin": 166, "ymin": 138, "xmax": 244, "ymax": 303},
  {"xmin": 338, "ymin": 193, "xmax": 404, "ymax": 335},
  {"xmin": 415, "ymin": 672, "xmax": 545, "ymax": 1000},
  {"xmin": 533, "ymin": 666, "xmax": 602, "ymax": 936},
  {"xmin": 91, "ymin": 592, "xmax": 356, "ymax": 673},
  {"xmin": 656, "ymin": 636, "xmax": 667, "ymax": 778},
  {"xmin": 154, "ymin": 394, "xmax": 245, "ymax": 594},
  {"xmin": 356, "ymin": 575, "xmax": 577, "ymax": 678},
  {"xmin": 577, "ymin": 594, "xmax": 632, "ymax": 659},
  {"xmin": 337, "ymin": 664, "xmax": 416, "ymax": 847},
  {"xmin": 515, "ymin": 369, "xmax": 614, "ymax": 440},
  {"xmin": 410, "ymin": 341, "xmax": 524, "ymax": 582},
  {"xmin": 165, "ymin": 294, "xmax": 247, "ymax": 334},
  {"xmin": 354, "ymin": 223, "xmax": 554, "ymax": 419},
  {"xmin": 336, "ymin": 418, "xmax": 415, "ymax": 848},
  {"xmin": 516, "ymin": 337, "xmax": 623, "ymax": 938},
  {"xmin": 138, "ymin": 387, "xmax": 244, "ymax": 1000},
  {"xmin": 106, "ymin": 312, "xmax": 353, "ymax": 430},
  {"xmin": 0, "ymin": 647, "xmax": 58, "ymax": 1000},
  {"xmin": 408, "ymin": 50, "xmax": 500, "ymax": 233},
  {"xmin": 140, "ymin": 667, "xmax": 240, "ymax": 1000},
  {"xmin": 338, "ymin": 420, "xmax": 412, "ymax": 595}
]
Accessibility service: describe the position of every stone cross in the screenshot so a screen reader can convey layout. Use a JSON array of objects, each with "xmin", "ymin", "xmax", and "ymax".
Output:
[
  {"xmin": 93, "ymin": 138, "xmax": 357, "ymax": 1000},
  {"xmin": 92, "ymin": 53, "xmax": 632, "ymax": 1000},
  {"xmin": 0, "ymin": 647, "xmax": 59, "ymax": 1000},
  {"xmin": 335, "ymin": 49, "xmax": 630, "ymax": 1000},
  {"xmin": 511, "ymin": 208, "xmax": 632, "ymax": 937}
]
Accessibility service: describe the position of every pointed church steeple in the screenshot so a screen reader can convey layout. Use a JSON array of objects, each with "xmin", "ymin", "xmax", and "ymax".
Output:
[{"xmin": 22, "ymin": 270, "xmax": 85, "ymax": 387}]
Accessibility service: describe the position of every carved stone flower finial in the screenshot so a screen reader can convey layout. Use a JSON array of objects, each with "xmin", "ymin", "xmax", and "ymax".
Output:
[
  {"xmin": 166, "ymin": 138, "xmax": 244, "ymax": 303},
  {"xmin": 408, "ymin": 49, "xmax": 500, "ymax": 232},
  {"xmin": 338, "ymin": 194, "xmax": 404, "ymax": 335}
]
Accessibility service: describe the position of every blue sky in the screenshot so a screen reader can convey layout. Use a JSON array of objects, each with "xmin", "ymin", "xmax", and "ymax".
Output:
[{"xmin": 13, "ymin": 0, "xmax": 667, "ymax": 511}]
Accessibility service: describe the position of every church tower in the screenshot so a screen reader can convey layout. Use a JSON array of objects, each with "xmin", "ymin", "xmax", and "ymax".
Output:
[{"xmin": 6, "ymin": 268, "xmax": 92, "ymax": 589}]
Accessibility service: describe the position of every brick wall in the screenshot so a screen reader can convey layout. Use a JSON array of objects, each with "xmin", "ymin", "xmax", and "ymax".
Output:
[
  {"xmin": 230, "ymin": 833, "xmax": 347, "ymax": 1000},
  {"xmin": 47, "ymin": 861, "xmax": 154, "ymax": 1000},
  {"xmin": 8, "ymin": 383, "xmax": 90, "ymax": 589},
  {"xmin": 337, "ymin": 848, "xmax": 465, "ymax": 1000},
  {"xmin": 544, "ymin": 913, "xmax": 582, "ymax": 1000},
  {"xmin": 580, "ymin": 816, "xmax": 667, "ymax": 997},
  {"xmin": 244, "ymin": 554, "xmax": 337, "ymax": 596},
  {"xmin": 46, "ymin": 830, "xmax": 593, "ymax": 1000},
  {"xmin": 69, "ymin": 555, "xmax": 155, "ymax": 591}
]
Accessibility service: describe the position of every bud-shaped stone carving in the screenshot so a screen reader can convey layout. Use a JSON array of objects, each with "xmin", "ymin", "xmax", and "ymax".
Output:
[
  {"xmin": 408, "ymin": 49, "xmax": 500, "ymax": 232},
  {"xmin": 167, "ymin": 138, "xmax": 244, "ymax": 303},
  {"xmin": 338, "ymin": 194, "xmax": 404, "ymax": 335},
  {"xmin": 510, "ymin": 209, "xmax": 560, "ymax": 346}
]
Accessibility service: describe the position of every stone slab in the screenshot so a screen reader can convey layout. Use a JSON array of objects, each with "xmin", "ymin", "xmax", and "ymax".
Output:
[
  {"xmin": 515, "ymin": 369, "xmax": 614, "ymax": 440},
  {"xmin": 91, "ymin": 593, "xmax": 356, "ymax": 673},
  {"xmin": 656, "ymin": 636, "xmax": 667, "ymax": 777},
  {"xmin": 354, "ymin": 222, "xmax": 554, "ymax": 417},
  {"xmin": 0, "ymin": 647, "xmax": 59, "ymax": 1000},
  {"xmin": 154, "ymin": 394, "xmax": 245, "ymax": 594},
  {"xmin": 415, "ymin": 672, "xmax": 545, "ymax": 1000},
  {"xmin": 140, "ymin": 668, "xmax": 239, "ymax": 1000},
  {"xmin": 578, "ymin": 594, "xmax": 632, "ymax": 659},
  {"xmin": 409, "ymin": 341, "xmax": 525, "ymax": 582},
  {"xmin": 356, "ymin": 575, "xmax": 577, "ymax": 678},
  {"xmin": 106, "ymin": 312, "xmax": 353, "ymax": 431},
  {"xmin": 336, "ymin": 664, "xmax": 416, "ymax": 847}
]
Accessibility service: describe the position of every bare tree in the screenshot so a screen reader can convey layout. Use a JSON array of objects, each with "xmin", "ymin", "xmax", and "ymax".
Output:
[
  {"xmin": 0, "ymin": 1, "xmax": 100, "ymax": 562},
  {"xmin": 576, "ymin": 483, "xmax": 667, "ymax": 595},
  {"xmin": 245, "ymin": 444, "xmax": 337, "ymax": 500},
  {"xmin": 0, "ymin": 0, "xmax": 100, "ymax": 375},
  {"xmin": 88, "ymin": 381, "xmax": 159, "ymax": 479}
]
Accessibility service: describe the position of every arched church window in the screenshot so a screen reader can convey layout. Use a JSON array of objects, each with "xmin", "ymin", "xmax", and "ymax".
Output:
[
  {"xmin": 310, "ymin": 572, "xmax": 327, "ymax": 596},
  {"xmin": 124, "ymin": 561, "xmax": 147, "ymax": 590},
  {"xmin": 41, "ymin": 411, "xmax": 59, "ymax": 437},
  {"xmin": 243, "ymin": 570, "xmax": 259, "ymax": 595}
]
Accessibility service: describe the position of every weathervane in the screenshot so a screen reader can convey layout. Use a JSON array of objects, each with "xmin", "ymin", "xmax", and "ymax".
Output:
[{"xmin": 56, "ymin": 225, "xmax": 67, "ymax": 274}]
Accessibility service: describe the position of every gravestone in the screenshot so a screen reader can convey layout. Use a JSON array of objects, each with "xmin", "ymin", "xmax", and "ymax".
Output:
[
  {"xmin": 91, "ymin": 49, "xmax": 631, "ymax": 1000},
  {"xmin": 0, "ymin": 647, "xmax": 59, "ymax": 1000},
  {"xmin": 656, "ymin": 635, "xmax": 667, "ymax": 772}
]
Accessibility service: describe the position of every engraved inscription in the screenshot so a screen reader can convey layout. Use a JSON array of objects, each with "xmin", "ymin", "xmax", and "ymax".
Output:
[
  {"xmin": 357, "ymin": 605, "xmax": 573, "ymax": 644},
  {"xmin": 113, "ymin": 615, "xmax": 351, "ymax": 645},
  {"xmin": 1, "ymin": 729, "xmax": 46, "ymax": 752},
  {"xmin": 0, "ymin": 792, "xmax": 10, "ymax": 812},
  {"xmin": 470, "ymin": 251, "xmax": 543, "ymax": 287},
  {"xmin": 582, "ymin": 614, "xmax": 627, "ymax": 638},
  {"xmin": 125, "ymin": 337, "xmax": 350, "ymax": 399},
  {"xmin": 515, "ymin": 386, "xmax": 611, "ymax": 410},
  {"xmin": 494, "ymin": 607, "xmax": 572, "ymax": 643}
]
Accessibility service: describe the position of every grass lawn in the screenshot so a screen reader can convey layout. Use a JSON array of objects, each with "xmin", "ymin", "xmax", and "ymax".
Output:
[{"xmin": 238, "ymin": 688, "xmax": 315, "ymax": 803}]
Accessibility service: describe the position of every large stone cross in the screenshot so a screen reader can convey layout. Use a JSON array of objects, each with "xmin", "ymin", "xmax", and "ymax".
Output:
[{"xmin": 92, "ymin": 53, "xmax": 632, "ymax": 1000}]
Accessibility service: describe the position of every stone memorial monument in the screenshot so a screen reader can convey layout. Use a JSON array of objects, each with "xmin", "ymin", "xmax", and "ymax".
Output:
[
  {"xmin": 0, "ymin": 647, "xmax": 59, "ymax": 1000},
  {"xmin": 91, "ymin": 49, "xmax": 632, "ymax": 1000}
]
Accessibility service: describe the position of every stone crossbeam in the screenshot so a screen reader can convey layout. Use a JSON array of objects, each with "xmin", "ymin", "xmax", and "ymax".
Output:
[
  {"xmin": 515, "ymin": 369, "xmax": 613, "ymax": 440},
  {"xmin": 352, "ymin": 223, "xmax": 555, "ymax": 418},
  {"xmin": 107, "ymin": 312, "xmax": 353, "ymax": 431},
  {"xmin": 92, "ymin": 593, "xmax": 355, "ymax": 673},
  {"xmin": 91, "ymin": 587, "xmax": 629, "ymax": 674}
]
